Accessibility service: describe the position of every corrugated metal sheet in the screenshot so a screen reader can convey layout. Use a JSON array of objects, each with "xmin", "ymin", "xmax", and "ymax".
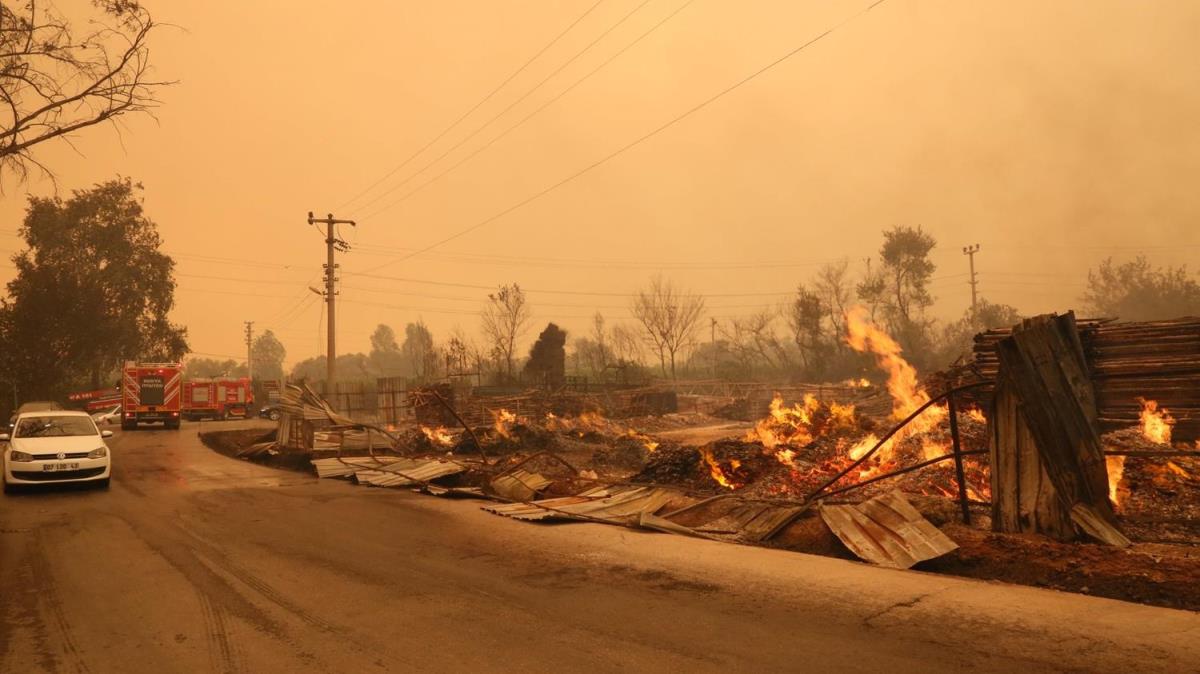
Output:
[
  {"xmin": 819, "ymin": 490, "xmax": 959, "ymax": 569},
  {"xmin": 489, "ymin": 470, "xmax": 552, "ymax": 502},
  {"xmin": 482, "ymin": 486, "xmax": 674, "ymax": 523},
  {"xmin": 312, "ymin": 456, "xmax": 391, "ymax": 479},
  {"xmin": 694, "ymin": 503, "xmax": 809, "ymax": 542},
  {"xmin": 353, "ymin": 458, "xmax": 467, "ymax": 487}
]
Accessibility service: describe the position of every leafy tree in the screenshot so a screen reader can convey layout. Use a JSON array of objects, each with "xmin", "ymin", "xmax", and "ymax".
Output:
[
  {"xmin": 289, "ymin": 353, "xmax": 370, "ymax": 383},
  {"xmin": 787, "ymin": 284, "xmax": 826, "ymax": 374},
  {"xmin": 480, "ymin": 284, "xmax": 530, "ymax": 381},
  {"xmin": 368, "ymin": 323, "xmax": 404, "ymax": 376},
  {"xmin": 936, "ymin": 300, "xmax": 1023, "ymax": 366},
  {"xmin": 1082, "ymin": 256, "xmax": 1200, "ymax": 320},
  {"xmin": 631, "ymin": 274, "xmax": 705, "ymax": 379},
  {"xmin": 878, "ymin": 225, "xmax": 937, "ymax": 327},
  {"xmin": 401, "ymin": 321, "xmax": 437, "ymax": 381},
  {"xmin": 184, "ymin": 358, "xmax": 243, "ymax": 379},
  {"xmin": 0, "ymin": 178, "xmax": 187, "ymax": 398},
  {"xmin": 0, "ymin": 2, "xmax": 167, "ymax": 182},
  {"xmin": 524, "ymin": 323, "xmax": 567, "ymax": 384},
  {"xmin": 251, "ymin": 330, "xmax": 285, "ymax": 381}
]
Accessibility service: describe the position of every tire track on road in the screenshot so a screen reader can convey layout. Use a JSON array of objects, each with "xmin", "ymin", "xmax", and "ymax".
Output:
[
  {"xmin": 197, "ymin": 591, "xmax": 241, "ymax": 674},
  {"xmin": 29, "ymin": 530, "xmax": 92, "ymax": 674}
]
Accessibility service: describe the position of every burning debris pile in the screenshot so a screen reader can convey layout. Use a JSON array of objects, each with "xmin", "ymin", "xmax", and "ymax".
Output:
[{"xmin": 627, "ymin": 308, "xmax": 992, "ymax": 503}]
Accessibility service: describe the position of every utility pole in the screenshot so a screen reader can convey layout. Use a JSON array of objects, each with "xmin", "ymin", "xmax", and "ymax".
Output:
[
  {"xmin": 244, "ymin": 321, "xmax": 254, "ymax": 381},
  {"xmin": 962, "ymin": 244, "xmax": 981, "ymax": 321},
  {"xmin": 307, "ymin": 212, "xmax": 355, "ymax": 388},
  {"xmin": 710, "ymin": 317, "xmax": 718, "ymax": 378}
]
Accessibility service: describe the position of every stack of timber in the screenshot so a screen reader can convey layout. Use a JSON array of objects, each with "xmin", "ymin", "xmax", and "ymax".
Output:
[
  {"xmin": 989, "ymin": 312, "xmax": 1130, "ymax": 546},
  {"xmin": 969, "ymin": 317, "xmax": 1200, "ymax": 441}
]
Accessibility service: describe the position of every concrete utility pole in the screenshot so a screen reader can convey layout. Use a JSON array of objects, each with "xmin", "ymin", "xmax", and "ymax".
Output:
[
  {"xmin": 962, "ymin": 244, "xmax": 981, "ymax": 320},
  {"xmin": 244, "ymin": 321, "xmax": 254, "ymax": 381},
  {"xmin": 307, "ymin": 212, "xmax": 355, "ymax": 388}
]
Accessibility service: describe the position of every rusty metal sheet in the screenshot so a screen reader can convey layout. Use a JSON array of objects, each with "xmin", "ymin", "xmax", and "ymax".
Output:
[
  {"xmin": 483, "ymin": 486, "xmax": 673, "ymax": 523},
  {"xmin": 819, "ymin": 491, "xmax": 958, "ymax": 569},
  {"xmin": 489, "ymin": 470, "xmax": 552, "ymax": 502},
  {"xmin": 311, "ymin": 456, "xmax": 390, "ymax": 479},
  {"xmin": 694, "ymin": 503, "xmax": 809, "ymax": 542},
  {"xmin": 353, "ymin": 458, "xmax": 466, "ymax": 487}
]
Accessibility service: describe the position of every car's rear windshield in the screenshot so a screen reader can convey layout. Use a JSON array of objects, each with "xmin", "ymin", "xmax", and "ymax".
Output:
[{"xmin": 14, "ymin": 416, "xmax": 98, "ymax": 438}]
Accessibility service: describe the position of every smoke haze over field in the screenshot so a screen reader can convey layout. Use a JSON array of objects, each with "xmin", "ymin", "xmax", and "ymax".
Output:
[{"xmin": 1, "ymin": 0, "xmax": 1198, "ymax": 367}]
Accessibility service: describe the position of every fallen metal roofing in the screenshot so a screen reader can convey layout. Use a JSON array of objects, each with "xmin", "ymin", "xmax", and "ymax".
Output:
[
  {"xmin": 482, "ymin": 486, "xmax": 674, "ymax": 523},
  {"xmin": 312, "ymin": 456, "xmax": 394, "ymax": 479},
  {"xmin": 819, "ymin": 490, "xmax": 958, "ymax": 569},
  {"xmin": 693, "ymin": 503, "xmax": 809, "ymax": 542},
  {"xmin": 352, "ymin": 458, "xmax": 467, "ymax": 487},
  {"xmin": 489, "ymin": 469, "xmax": 552, "ymax": 502}
]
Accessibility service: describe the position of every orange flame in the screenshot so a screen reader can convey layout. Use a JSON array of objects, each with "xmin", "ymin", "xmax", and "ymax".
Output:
[
  {"xmin": 967, "ymin": 408, "xmax": 987, "ymax": 424},
  {"xmin": 699, "ymin": 447, "xmax": 742, "ymax": 490},
  {"xmin": 1166, "ymin": 461, "xmax": 1190, "ymax": 479},
  {"xmin": 1137, "ymin": 398, "xmax": 1174, "ymax": 445},
  {"xmin": 844, "ymin": 307, "xmax": 948, "ymax": 460},
  {"xmin": 420, "ymin": 426, "xmax": 455, "ymax": 447},
  {"xmin": 843, "ymin": 378, "xmax": 871, "ymax": 388},
  {"xmin": 1106, "ymin": 455, "xmax": 1126, "ymax": 508},
  {"xmin": 492, "ymin": 408, "xmax": 518, "ymax": 440}
]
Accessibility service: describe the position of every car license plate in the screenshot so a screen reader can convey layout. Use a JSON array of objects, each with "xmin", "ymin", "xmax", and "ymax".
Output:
[{"xmin": 42, "ymin": 462, "xmax": 80, "ymax": 472}]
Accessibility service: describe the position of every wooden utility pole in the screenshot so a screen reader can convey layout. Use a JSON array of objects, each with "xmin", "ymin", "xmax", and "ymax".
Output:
[
  {"xmin": 962, "ymin": 244, "xmax": 980, "ymax": 320},
  {"xmin": 307, "ymin": 212, "xmax": 355, "ymax": 388},
  {"xmin": 244, "ymin": 321, "xmax": 254, "ymax": 381}
]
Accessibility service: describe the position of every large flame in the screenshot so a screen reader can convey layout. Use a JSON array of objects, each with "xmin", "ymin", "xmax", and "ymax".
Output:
[
  {"xmin": 1137, "ymin": 398, "xmax": 1175, "ymax": 445},
  {"xmin": 844, "ymin": 307, "xmax": 948, "ymax": 459}
]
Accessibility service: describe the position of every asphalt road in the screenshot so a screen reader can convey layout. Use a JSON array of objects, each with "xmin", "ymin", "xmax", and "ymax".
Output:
[{"xmin": 1, "ymin": 423, "xmax": 1198, "ymax": 673}]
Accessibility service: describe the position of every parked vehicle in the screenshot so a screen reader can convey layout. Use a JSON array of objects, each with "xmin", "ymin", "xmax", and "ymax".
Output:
[
  {"xmin": 2, "ymin": 410, "xmax": 113, "ymax": 492},
  {"xmin": 258, "ymin": 404, "xmax": 281, "ymax": 421},
  {"xmin": 8, "ymin": 401, "xmax": 64, "ymax": 430},
  {"xmin": 91, "ymin": 405, "xmax": 122, "ymax": 426},
  {"xmin": 121, "ymin": 361, "xmax": 183, "ymax": 430},
  {"xmin": 68, "ymin": 387, "xmax": 123, "ymax": 413},
  {"xmin": 182, "ymin": 377, "xmax": 254, "ymax": 421}
]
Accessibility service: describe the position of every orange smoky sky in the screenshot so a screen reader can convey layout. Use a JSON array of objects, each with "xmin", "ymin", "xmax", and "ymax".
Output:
[{"xmin": 2, "ymin": 0, "xmax": 1198, "ymax": 368}]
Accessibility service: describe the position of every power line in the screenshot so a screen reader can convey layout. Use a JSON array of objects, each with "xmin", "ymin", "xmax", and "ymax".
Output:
[
  {"xmin": 354, "ymin": 0, "xmax": 890, "ymax": 275},
  {"xmin": 348, "ymin": 0, "xmax": 657, "ymax": 217},
  {"xmin": 335, "ymin": 0, "xmax": 609, "ymax": 212},
  {"xmin": 357, "ymin": 0, "xmax": 699, "ymax": 220}
]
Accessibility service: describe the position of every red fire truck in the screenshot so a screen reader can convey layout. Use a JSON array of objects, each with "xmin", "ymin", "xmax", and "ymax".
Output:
[
  {"xmin": 182, "ymin": 378, "xmax": 254, "ymax": 421},
  {"xmin": 67, "ymin": 387, "xmax": 123, "ymax": 413},
  {"xmin": 122, "ymin": 361, "xmax": 183, "ymax": 430}
]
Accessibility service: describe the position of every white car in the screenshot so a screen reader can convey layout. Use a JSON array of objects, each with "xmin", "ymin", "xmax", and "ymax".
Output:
[
  {"xmin": 91, "ymin": 405, "xmax": 122, "ymax": 426},
  {"xmin": 2, "ymin": 410, "xmax": 113, "ymax": 492}
]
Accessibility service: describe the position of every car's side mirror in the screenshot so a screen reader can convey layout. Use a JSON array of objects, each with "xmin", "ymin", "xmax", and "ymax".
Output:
[
  {"xmin": 100, "ymin": 430, "xmax": 113, "ymax": 438},
  {"xmin": 0, "ymin": 433, "xmax": 10, "ymax": 441}
]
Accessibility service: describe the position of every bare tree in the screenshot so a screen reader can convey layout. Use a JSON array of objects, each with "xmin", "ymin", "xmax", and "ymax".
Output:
[
  {"xmin": 1, "ymin": 2, "xmax": 169, "ymax": 182},
  {"xmin": 609, "ymin": 322, "xmax": 643, "ymax": 364},
  {"xmin": 813, "ymin": 259, "xmax": 852, "ymax": 348},
  {"xmin": 591, "ymin": 311, "xmax": 609, "ymax": 371},
  {"xmin": 480, "ymin": 283, "xmax": 531, "ymax": 381},
  {"xmin": 630, "ymin": 275, "xmax": 705, "ymax": 379}
]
